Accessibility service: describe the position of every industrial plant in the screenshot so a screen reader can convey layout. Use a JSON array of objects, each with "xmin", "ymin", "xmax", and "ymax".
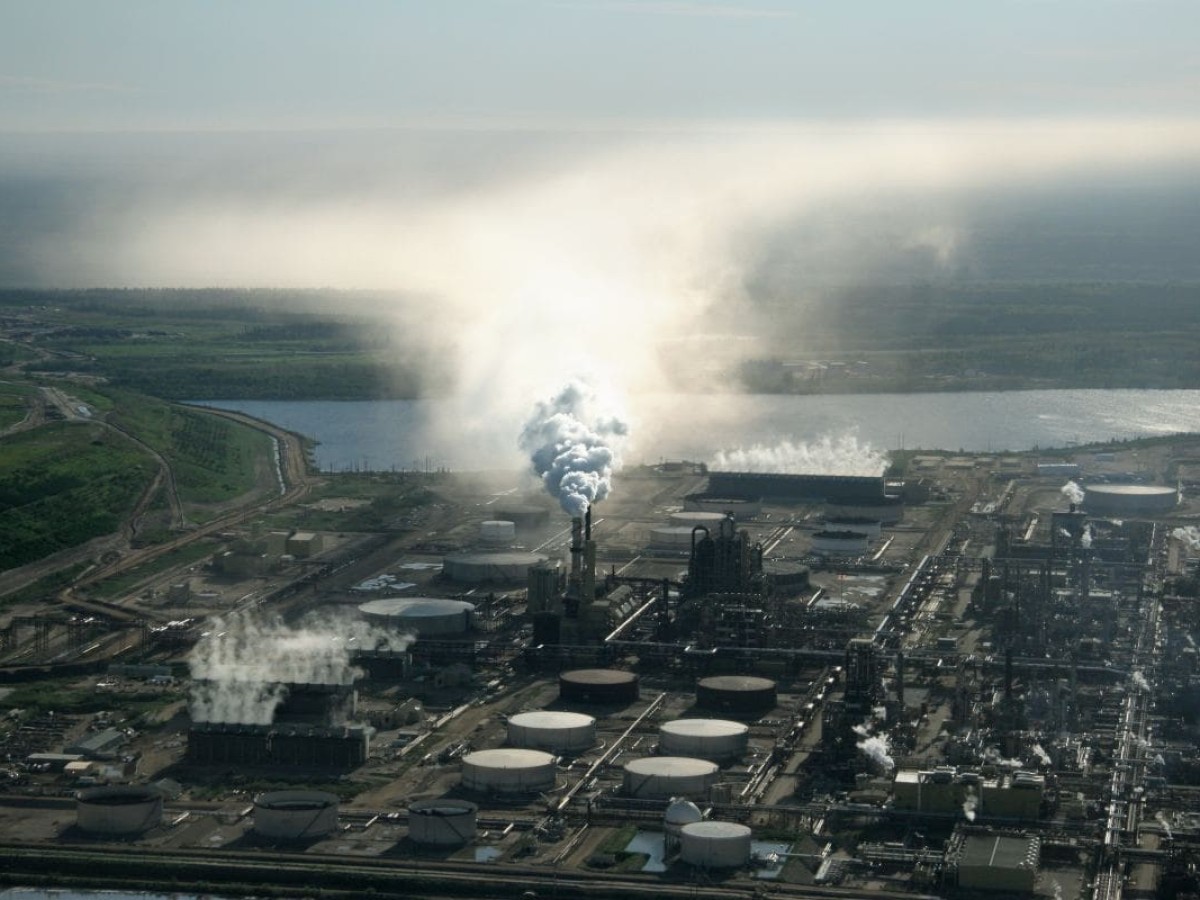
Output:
[{"xmin": 2, "ymin": 426, "xmax": 1200, "ymax": 900}]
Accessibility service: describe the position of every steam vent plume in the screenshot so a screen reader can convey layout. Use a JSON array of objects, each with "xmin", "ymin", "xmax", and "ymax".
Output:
[{"xmin": 519, "ymin": 380, "xmax": 628, "ymax": 517}]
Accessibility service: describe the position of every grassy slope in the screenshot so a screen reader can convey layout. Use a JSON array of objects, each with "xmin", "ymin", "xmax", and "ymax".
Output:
[
  {"xmin": 0, "ymin": 423, "xmax": 156, "ymax": 570},
  {"xmin": 0, "ymin": 382, "xmax": 35, "ymax": 429}
]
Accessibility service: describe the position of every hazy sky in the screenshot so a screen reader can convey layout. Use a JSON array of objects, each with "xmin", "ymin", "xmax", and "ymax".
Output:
[{"xmin": 3, "ymin": 0, "xmax": 1199, "ymax": 131}]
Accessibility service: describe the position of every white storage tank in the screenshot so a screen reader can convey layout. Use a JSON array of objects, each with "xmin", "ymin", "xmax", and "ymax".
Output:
[
  {"xmin": 358, "ymin": 597, "xmax": 474, "ymax": 636},
  {"xmin": 408, "ymin": 799, "xmax": 478, "ymax": 847},
  {"xmin": 679, "ymin": 820, "xmax": 752, "ymax": 868},
  {"xmin": 75, "ymin": 785, "xmax": 163, "ymax": 836},
  {"xmin": 507, "ymin": 711, "xmax": 596, "ymax": 753},
  {"xmin": 823, "ymin": 516, "xmax": 883, "ymax": 538},
  {"xmin": 668, "ymin": 511, "xmax": 731, "ymax": 530},
  {"xmin": 648, "ymin": 525, "xmax": 699, "ymax": 551},
  {"xmin": 623, "ymin": 757, "xmax": 718, "ymax": 800},
  {"xmin": 462, "ymin": 748, "xmax": 557, "ymax": 795},
  {"xmin": 253, "ymin": 790, "xmax": 340, "ymax": 841},
  {"xmin": 664, "ymin": 797, "xmax": 704, "ymax": 850},
  {"xmin": 659, "ymin": 719, "xmax": 749, "ymax": 762},
  {"xmin": 443, "ymin": 551, "xmax": 549, "ymax": 584},
  {"xmin": 479, "ymin": 520, "xmax": 517, "ymax": 545}
]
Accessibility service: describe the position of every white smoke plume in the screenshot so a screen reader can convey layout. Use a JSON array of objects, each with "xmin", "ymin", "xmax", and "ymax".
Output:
[
  {"xmin": 1157, "ymin": 811, "xmax": 1174, "ymax": 840},
  {"xmin": 1130, "ymin": 670, "xmax": 1151, "ymax": 693},
  {"xmin": 189, "ymin": 611, "xmax": 414, "ymax": 725},
  {"xmin": 519, "ymin": 380, "xmax": 628, "ymax": 517},
  {"xmin": 712, "ymin": 434, "xmax": 887, "ymax": 476},
  {"xmin": 1081, "ymin": 525, "xmax": 1093, "ymax": 549},
  {"xmin": 856, "ymin": 730, "xmax": 895, "ymax": 774},
  {"xmin": 1031, "ymin": 743, "xmax": 1052, "ymax": 767},
  {"xmin": 962, "ymin": 788, "xmax": 978, "ymax": 823},
  {"xmin": 1061, "ymin": 481, "xmax": 1085, "ymax": 506},
  {"xmin": 1172, "ymin": 526, "xmax": 1200, "ymax": 550}
]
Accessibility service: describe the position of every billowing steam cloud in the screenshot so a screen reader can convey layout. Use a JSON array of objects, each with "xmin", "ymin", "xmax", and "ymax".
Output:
[
  {"xmin": 962, "ymin": 789, "xmax": 978, "ymax": 823},
  {"xmin": 712, "ymin": 434, "xmax": 887, "ymax": 476},
  {"xmin": 1130, "ymin": 670, "xmax": 1151, "ymax": 694},
  {"xmin": 1061, "ymin": 481, "xmax": 1085, "ymax": 506},
  {"xmin": 1081, "ymin": 525, "xmax": 1093, "ymax": 549},
  {"xmin": 519, "ymin": 380, "xmax": 628, "ymax": 517},
  {"xmin": 1172, "ymin": 526, "xmax": 1200, "ymax": 550},
  {"xmin": 852, "ymin": 722, "xmax": 895, "ymax": 774},
  {"xmin": 189, "ymin": 611, "xmax": 413, "ymax": 725}
]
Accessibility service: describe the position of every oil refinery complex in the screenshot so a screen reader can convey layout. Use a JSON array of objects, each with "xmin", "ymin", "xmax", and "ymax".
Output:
[{"xmin": 3, "ymin": 439, "xmax": 1200, "ymax": 900}]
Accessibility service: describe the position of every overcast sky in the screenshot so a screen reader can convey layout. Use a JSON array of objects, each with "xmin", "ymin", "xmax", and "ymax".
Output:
[{"xmin": 3, "ymin": 0, "xmax": 1199, "ymax": 132}]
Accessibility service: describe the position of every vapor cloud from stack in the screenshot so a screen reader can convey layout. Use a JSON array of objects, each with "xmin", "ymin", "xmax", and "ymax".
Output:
[
  {"xmin": 1172, "ymin": 526, "xmax": 1200, "ymax": 550},
  {"xmin": 711, "ymin": 434, "xmax": 887, "ymax": 476},
  {"xmin": 1061, "ymin": 481, "xmax": 1085, "ymax": 506},
  {"xmin": 520, "ymin": 380, "xmax": 628, "ymax": 517},
  {"xmin": 188, "ymin": 610, "xmax": 413, "ymax": 725}
]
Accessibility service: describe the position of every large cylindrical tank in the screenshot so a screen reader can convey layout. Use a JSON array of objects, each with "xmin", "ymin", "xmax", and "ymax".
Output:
[
  {"xmin": 679, "ymin": 821, "xmax": 752, "ymax": 868},
  {"xmin": 696, "ymin": 675, "xmax": 777, "ymax": 716},
  {"xmin": 408, "ymin": 799, "xmax": 478, "ymax": 847},
  {"xmin": 443, "ymin": 551, "xmax": 549, "ymax": 584},
  {"xmin": 623, "ymin": 757, "xmax": 718, "ymax": 800},
  {"xmin": 659, "ymin": 719, "xmax": 749, "ymax": 762},
  {"xmin": 823, "ymin": 516, "xmax": 883, "ymax": 538},
  {"xmin": 669, "ymin": 511, "xmax": 731, "ymax": 530},
  {"xmin": 253, "ymin": 790, "xmax": 339, "ymax": 841},
  {"xmin": 507, "ymin": 711, "xmax": 596, "ymax": 753},
  {"xmin": 479, "ymin": 520, "xmax": 517, "ymax": 545},
  {"xmin": 559, "ymin": 669, "xmax": 639, "ymax": 705},
  {"xmin": 648, "ymin": 525, "xmax": 699, "ymax": 551},
  {"xmin": 358, "ymin": 597, "xmax": 474, "ymax": 636},
  {"xmin": 810, "ymin": 530, "xmax": 870, "ymax": 555},
  {"xmin": 461, "ymin": 749, "xmax": 557, "ymax": 795},
  {"xmin": 75, "ymin": 785, "xmax": 163, "ymax": 836},
  {"xmin": 1084, "ymin": 484, "xmax": 1178, "ymax": 515}
]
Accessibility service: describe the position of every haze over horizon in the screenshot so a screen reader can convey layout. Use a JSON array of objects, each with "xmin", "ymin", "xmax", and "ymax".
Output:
[{"xmin": 4, "ymin": 0, "xmax": 1200, "ymax": 456}]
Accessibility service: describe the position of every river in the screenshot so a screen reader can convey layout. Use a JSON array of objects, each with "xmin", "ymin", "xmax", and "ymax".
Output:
[{"xmin": 193, "ymin": 389, "xmax": 1200, "ymax": 473}]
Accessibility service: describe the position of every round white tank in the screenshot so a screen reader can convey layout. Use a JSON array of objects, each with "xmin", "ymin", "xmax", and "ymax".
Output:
[
  {"xmin": 664, "ymin": 797, "xmax": 704, "ymax": 849},
  {"xmin": 623, "ymin": 757, "xmax": 718, "ymax": 800},
  {"xmin": 659, "ymin": 719, "xmax": 749, "ymax": 762},
  {"xmin": 443, "ymin": 551, "xmax": 549, "ymax": 584},
  {"xmin": 507, "ymin": 711, "xmax": 596, "ymax": 753},
  {"xmin": 679, "ymin": 821, "xmax": 752, "ymax": 868},
  {"xmin": 408, "ymin": 799, "xmax": 478, "ymax": 847},
  {"xmin": 75, "ymin": 785, "xmax": 163, "ymax": 836},
  {"xmin": 479, "ymin": 520, "xmax": 517, "ymax": 545},
  {"xmin": 648, "ymin": 525, "xmax": 699, "ymax": 550},
  {"xmin": 462, "ymin": 748, "xmax": 557, "ymax": 795},
  {"xmin": 253, "ymin": 790, "xmax": 339, "ymax": 841},
  {"xmin": 359, "ymin": 597, "xmax": 474, "ymax": 636},
  {"xmin": 668, "ymin": 511, "xmax": 731, "ymax": 530}
]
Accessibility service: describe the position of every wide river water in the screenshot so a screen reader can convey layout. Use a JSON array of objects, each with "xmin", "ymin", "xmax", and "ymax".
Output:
[{"xmin": 195, "ymin": 390, "xmax": 1200, "ymax": 473}]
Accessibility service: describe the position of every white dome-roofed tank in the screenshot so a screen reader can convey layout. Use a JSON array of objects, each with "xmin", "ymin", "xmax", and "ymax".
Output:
[
  {"xmin": 669, "ymin": 511, "xmax": 731, "ymax": 530},
  {"xmin": 507, "ymin": 711, "xmax": 596, "ymax": 753},
  {"xmin": 479, "ymin": 520, "xmax": 516, "ymax": 545},
  {"xmin": 623, "ymin": 757, "xmax": 718, "ymax": 800},
  {"xmin": 408, "ymin": 799, "xmax": 478, "ymax": 847},
  {"xmin": 679, "ymin": 821, "xmax": 752, "ymax": 868},
  {"xmin": 659, "ymin": 719, "xmax": 749, "ymax": 762},
  {"xmin": 253, "ymin": 790, "xmax": 339, "ymax": 841},
  {"xmin": 461, "ymin": 748, "xmax": 557, "ymax": 795},
  {"xmin": 648, "ymin": 525, "xmax": 699, "ymax": 550},
  {"xmin": 443, "ymin": 551, "xmax": 549, "ymax": 584},
  {"xmin": 664, "ymin": 797, "xmax": 704, "ymax": 850},
  {"xmin": 75, "ymin": 785, "xmax": 163, "ymax": 836},
  {"xmin": 358, "ymin": 597, "xmax": 474, "ymax": 636}
]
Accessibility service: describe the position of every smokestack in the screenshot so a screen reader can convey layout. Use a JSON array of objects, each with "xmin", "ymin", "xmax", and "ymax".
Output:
[
  {"xmin": 582, "ymin": 506, "xmax": 597, "ymax": 603},
  {"xmin": 570, "ymin": 516, "xmax": 583, "ymax": 580}
]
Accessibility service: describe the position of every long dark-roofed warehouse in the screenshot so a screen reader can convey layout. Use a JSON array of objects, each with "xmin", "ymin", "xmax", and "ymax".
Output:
[{"xmin": 704, "ymin": 471, "xmax": 888, "ymax": 504}]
